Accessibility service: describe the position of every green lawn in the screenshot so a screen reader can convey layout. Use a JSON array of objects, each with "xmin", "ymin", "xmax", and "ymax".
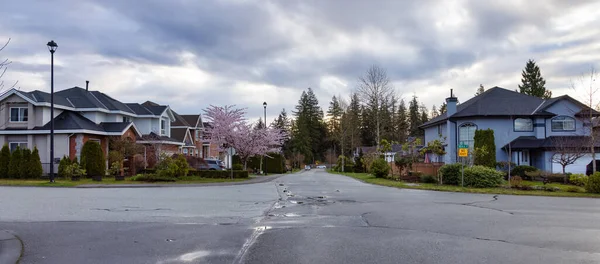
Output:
[
  {"xmin": 0, "ymin": 176, "xmax": 250, "ymax": 187},
  {"xmin": 330, "ymin": 171, "xmax": 600, "ymax": 198}
]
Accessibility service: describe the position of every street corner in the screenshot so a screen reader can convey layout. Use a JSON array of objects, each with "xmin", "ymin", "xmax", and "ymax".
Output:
[{"xmin": 0, "ymin": 230, "xmax": 23, "ymax": 264}]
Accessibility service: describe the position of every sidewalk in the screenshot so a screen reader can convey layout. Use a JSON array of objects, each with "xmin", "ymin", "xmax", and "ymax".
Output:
[
  {"xmin": 76, "ymin": 174, "xmax": 285, "ymax": 188},
  {"xmin": 0, "ymin": 230, "xmax": 22, "ymax": 264}
]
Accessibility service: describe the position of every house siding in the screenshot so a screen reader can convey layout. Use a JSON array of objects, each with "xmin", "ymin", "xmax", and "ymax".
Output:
[{"xmin": 545, "ymin": 100, "xmax": 586, "ymax": 136}]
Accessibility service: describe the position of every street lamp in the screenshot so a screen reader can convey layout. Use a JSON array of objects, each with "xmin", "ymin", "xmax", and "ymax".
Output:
[
  {"xmin": 263, "ymin": 101, "xmax": 267, "ymax": 175},
  {"xmin": 47, "ymin": 40, "xmax": 57, "ymax": 183}
]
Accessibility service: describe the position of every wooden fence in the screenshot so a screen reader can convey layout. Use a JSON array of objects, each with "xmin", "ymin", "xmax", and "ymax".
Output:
[{"xmin": 389, "ymin": 162, "xmax": 445, "ymax": 182}]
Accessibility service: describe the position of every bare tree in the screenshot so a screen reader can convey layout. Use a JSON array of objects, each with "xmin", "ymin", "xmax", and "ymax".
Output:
[
  {"xmin": 357, "ymin": 65, "xmax": 394, "ymax": 148},
  {"xmin": 571, "ymin": 67, "xmax": 600, "ymax": 174},
  {"xmin": 0, "ymin": 38, "xmax": 17, "ymax": 92},
  {"xmin": 550, "ymin": 136, "xmax": 587, "ymax": 183}
]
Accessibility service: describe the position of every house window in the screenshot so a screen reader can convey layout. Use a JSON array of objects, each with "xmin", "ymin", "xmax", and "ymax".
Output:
[
  {"xmin": 9, "ymin": 142, "xmax": 27, "ymax": 152},
  {"xmin": 10, "ymin": 107, "xmax": 28, "ymax": 122},
  {"xmin": 514, "ymin": 118, "xmax": 533, "ymax": 132},
  {"xmin": 122, "ymin": 116, "xmax": 131, "ymax": 123},
  {"xmin": 183, "ymin": 148, "xmax": 188, "ymax": 155},
  {"xmin": 161, "ymin": 119, "xmax": 167, "ymax": 135},
  {"xmin": 551, "ymin": 116, "xmax": 575, "ymax": 131},
  {"xmin": 195, "ymin": 130, "xmax": 201, "ymax": 140},
  {"xmin": 437, "ymin": 125, "xmax": 442, "ymax": 135},
  {"xmin": 458, "ymin": 123, "xmax": 477, "ymax": 150},
  {"xmin": 88, "ymin": 138, "xmax": 101, "ymax": 145}
]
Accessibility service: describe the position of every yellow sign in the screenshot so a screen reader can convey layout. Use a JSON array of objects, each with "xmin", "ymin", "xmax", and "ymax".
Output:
[{"xmin": 458, "ymin": 148, "xmax": 468, "ymax": 157}]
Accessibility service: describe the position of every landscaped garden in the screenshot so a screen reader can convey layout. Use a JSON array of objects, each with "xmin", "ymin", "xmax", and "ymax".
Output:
[{"xmin": 329, "ymin": 134, "xmax": 600, "ymax": 198}]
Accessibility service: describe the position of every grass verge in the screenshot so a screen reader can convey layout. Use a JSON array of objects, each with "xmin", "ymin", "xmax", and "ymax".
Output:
[
  {"xmin": 0, "ymin": 176, "xmax": 250, "ymax": 187},
  {"xmin": 330, "ymin": 171, "xmax": 600, "ymax": 198}
]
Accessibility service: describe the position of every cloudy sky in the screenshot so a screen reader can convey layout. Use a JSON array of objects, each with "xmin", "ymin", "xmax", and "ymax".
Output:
[{"xmin": 1, "ymin": 0, "xmax": 599, "ymax": 121}]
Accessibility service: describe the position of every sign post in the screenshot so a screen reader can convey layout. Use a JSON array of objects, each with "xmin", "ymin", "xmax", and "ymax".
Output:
[
  {"xmin": 228, "ymin": 147, "xmax": 236, "ymax": 180},
  {"xmin": 458, "ymin": 144, "xmax": 469, "ymax": 187}
]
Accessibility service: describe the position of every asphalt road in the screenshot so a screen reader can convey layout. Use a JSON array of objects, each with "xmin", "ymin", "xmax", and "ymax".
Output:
[{"xmin": 1, "ymin": 169, "xmax": 600, "ymax": 263}]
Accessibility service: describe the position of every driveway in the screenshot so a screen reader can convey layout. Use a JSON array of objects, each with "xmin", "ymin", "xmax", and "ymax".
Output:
[{"xmin": 1, "ymin": 169, "xmax": 600, "ymax": 263}]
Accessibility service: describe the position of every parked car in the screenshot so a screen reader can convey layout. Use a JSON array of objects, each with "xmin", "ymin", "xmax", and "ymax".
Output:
[
  {"xmin": 304, "ymin": 165, "xmax": 311, "ymax": 170},
  {"xmin": 316, "ymin": 165, "xmax": 326, "ymax": 169},
  {"xmin": 199, "ymin": 159, "xmax": 226, "ymax": 170}
]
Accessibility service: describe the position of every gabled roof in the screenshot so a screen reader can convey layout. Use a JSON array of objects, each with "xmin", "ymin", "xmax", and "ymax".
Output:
[
  {"xmin": 420, "ymin": 87, "xmax": 580, "ymax": 128},
  {"xmin": 90, "ymin": 91, "xmax": 135, "ymax": 113},
  {"xmin": 503, "ymin": 136, "xmax": 600, "ymax": 150},
  {"xmin": 171, "ymin": 127, "xmax": 189, "ymax": 142},
  {"xmin": 137, "ymin": 132, "xmax": 183, "ymax": 145},
  {"xmin": 180, "ymin": 115, "xmax": 201, "ymax": 128},
  {"xmin": 54, "ymin": 87, "xmax": 110, "ymax": 110},
  {"xmin": 171, "ymin": 111, "xmax": 191, "ymax": 127}
]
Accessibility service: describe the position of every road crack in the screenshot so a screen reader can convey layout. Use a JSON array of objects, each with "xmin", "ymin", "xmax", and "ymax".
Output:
[{"xmin": 436, "ymin": 195, "xmax": 514, "ymax": 215}]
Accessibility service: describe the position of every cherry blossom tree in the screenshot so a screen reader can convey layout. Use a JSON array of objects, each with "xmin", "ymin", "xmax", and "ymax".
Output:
[{"xmin": 204, "ymin": 105, "xmax": 286, "ymax": 169}]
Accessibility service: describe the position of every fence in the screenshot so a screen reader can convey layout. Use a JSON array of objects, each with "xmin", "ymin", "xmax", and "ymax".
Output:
[{"xmin": 389, "ymin": 161, "xmax": 444, "ymax": 182}]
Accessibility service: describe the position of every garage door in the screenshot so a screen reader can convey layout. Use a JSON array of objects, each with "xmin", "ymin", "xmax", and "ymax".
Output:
[{"xmin": 551, "ymin": 153, "xmax": 599, "ymax": 174}]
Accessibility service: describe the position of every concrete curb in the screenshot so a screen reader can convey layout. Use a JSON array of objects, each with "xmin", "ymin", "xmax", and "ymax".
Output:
[
  {"xmin": 74, "ymin": 174, "xmax": 286, "ymax": 188},
  {"xmin": 0, "ymin": 230, "xmax": 23, "ymax": 264}
]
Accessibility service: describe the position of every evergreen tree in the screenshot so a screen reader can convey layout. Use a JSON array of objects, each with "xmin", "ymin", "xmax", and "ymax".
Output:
[
  {"xmin": 81, "ymin": 141, "xmax": 106, "ymax": 177},
  {"xmin": 408, "ymin": 95, "xmax": 421, "ymax": 136},
  {"xmin": 396, "ymin": 99, "xmax": 409, "ymax": 143},
  {"xmin": 0, "ymin": 145, "xmax": 10, "ymax": 178},
  {"xmin": 518, "ymin": 59, "xmax": 551, "ymax": 99},
  {"xmin": 431, "ymin": 105, "xmax": 438, "ymax": 118},
  {"xmin": 20, "ymin": 148, "xmax": 31, "ymax": 179},
  {"xmin": 326, "ymin": 96, "xmax": 344, "ymax": 155},
  {"xmin": 255, "ymin": 117, "xmax": 265, "ymax": 129},
  {"xmin": 419, "ymin": 104, "xmax": 429, "ymax": 126},
  {"xmin": 360, "ymin": 105, "xmax": 376, "ymax": 146},
  {"xmin": 29, "ymin": 147, "xmax": 43, "ymax": 179},
  {"xmin": 346, "ymin": 93, "xmax": 362, "ymax": 150},
  {"xmin": 272, "ymin": 109, "xmax": 292, "ymax": 158},
  {"xmin": 8, "ymin": 146, "xmax": 21, "ymax": 179},
  {"xmin": 292, "ymin": 88, "xmax": 327, "ymax": 163},
  {"xmin": 439, "ymin": 102, "xmax": 447, "ymax": 115},
  {"xmin": 474, "ymin": 129, "xmax": 497, "ymax": 168},
  {"xmin": 380, "ymin": 96, "xmax": 397, "ymax": 142},
  {"xmin": 475, "ymin": 84, "xmax": 485, "ymax": 96}
]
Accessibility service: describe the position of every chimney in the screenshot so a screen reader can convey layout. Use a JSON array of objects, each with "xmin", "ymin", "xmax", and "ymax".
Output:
[
  {"xmin": 445, "ymin": 88, "xmax": 458, "ymax": 116},
  {"xmin": 85, "ymin": 80, "xmax": 89, "ymax": 91}
]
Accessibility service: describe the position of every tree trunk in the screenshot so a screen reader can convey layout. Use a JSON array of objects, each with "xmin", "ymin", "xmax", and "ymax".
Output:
[{"xmin": 563, "ymin": 165, "xmax": 567, "ymax": 184}]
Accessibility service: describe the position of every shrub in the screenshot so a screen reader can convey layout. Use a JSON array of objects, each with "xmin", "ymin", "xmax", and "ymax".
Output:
[
  {"xmin": 565, "ymin": 186, "xmax": 581, "ymax": 193},
  {"xmin": 370, "ymin": 158, "xmax": 390, "ymax": 178},
  {"xmin": 473, "ymin": 129, "xmax": 496, "ymax": 168},
  {"xmin": 509, "ymin": 176, "xmax": 523, "ymax": 188},
  {"xmin": 545, "ymin": 173, "xmax": 567, "ymax": 184},
  {"xmin": 585, "ymin": 172, "xmax": 600, "ymax": 194},
  {"xmin": 173, "ymin": 154, "xmax": 190, "ymax": 177},
  {"xmin": 232, "ymin": 163, "xmax": 244, "ymax": 170},
  {"xmin": 524, "ymin": 170, "xmax": 541, "ymax": 181},
  {"xmin": 20, "ymin": 148, "xmax": 31, "ymax": 179},
  {"xmin": 64, "ymin": 163, "xmax": 86, "ymax": 178},
  {"xmin": 156, "ymin": 156, "xmax": 178, "ymax": 179},
  {"xmin": 0, "ymin": 145, "xmax": 10, "ymax": 178},
  {"xmin": 353, "ymin": 149, "xmax": 365, "ymax": 173},
  {"xmin": 130, "ymin": 174, "xmax": 176, "ymax": 182},
  {"xmin": 81, "ymin": 141, "xmax": 106, "ymax": 177},
  {"xmin": 28, "ymin": 147, "xmax": 43, "ymax": 179},
  {"xmin": 8, "ymin": 147, "xmax": 21, "ymax": 179},
  {"xmin": 463, "ymin": 165, "xmax": 504, "ymax": 188},
  {"xmin": 108, "ymin": 161, "xmax": 121, "ymax": 176},
  {"xmin": 420, "ymin": 174, "xmax": 438, "ymax": 184},
  {"xmin": 439, "ymin": 163, "xmax": 462, "ymax": 185},
  {"xmin": 58, "ymin": 156, "xmax": 72, "ymax": 178},
  {"xmin": 569, "ymin": 174, "xmax": 588, "ymax": 187},
  {"xmin": 510, "ymin": 165, "xmax": 538, "ymax": 178},
  {"xmin": 187, "ymin": 170, "xmax": 249, "ymax": 178},
  {"xmin": 108, "ymin": 151, "xmax": 123, "ymax": 166}
]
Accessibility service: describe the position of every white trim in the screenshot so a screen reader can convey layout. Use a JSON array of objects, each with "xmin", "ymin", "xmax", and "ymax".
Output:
[
  {"xmin": 136, "ymin": 140, "xmax": 185, "ymax": 146},
  {"xmin": 8, "ymin": 141, "xmax": 27, "ymax": 152},
  {"xmin": 9, "ymin": 106, "xmax": 28, "ymax": 123},
  {"xmin": 531, "ymin": 100, "xmax": 546, "ymax": 115},
  {"xmin": 65, "ymin": 97, "xmax": 75, "ymax": 107},
  {"xmin": 88, "ymin": 92, "xmax": 109, "ymax": 109},
  {"xmin": 0, "ymin": 129, "xmax": 131, "ymax": 136}
]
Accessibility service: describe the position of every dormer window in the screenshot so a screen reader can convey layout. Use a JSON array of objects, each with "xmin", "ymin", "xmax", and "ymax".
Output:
[
  {"xmin": 551, "ymin": 116, "xmax": 575, "ymax": 132},
  {"xmin": 10, "ymin": 107, "xmax": 28, "ymax": 122}
]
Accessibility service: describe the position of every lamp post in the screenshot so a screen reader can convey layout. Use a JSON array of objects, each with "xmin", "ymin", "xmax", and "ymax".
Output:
[
  {"xmin": 263, "ymin": 101, "xmax": 267, "ymax": 175},
  {"xmin": 47, "ymin": 40, "xmax": 57, "ymax": 183}
]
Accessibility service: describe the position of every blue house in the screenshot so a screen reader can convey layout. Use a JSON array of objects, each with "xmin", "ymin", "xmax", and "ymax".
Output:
[{"xmin": 420, "ymin": 87, "xmax": 600, "ymax": 174}]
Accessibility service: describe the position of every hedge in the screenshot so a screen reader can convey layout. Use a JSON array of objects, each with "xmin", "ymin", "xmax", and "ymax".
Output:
[
  {"xmin": 8, "ymin": 147, "xmax": 21, "ymax": 179},
  {"xmin": 20, "ymin": 148, "xmax": 31, "ymax": 179},
  {"xmin": 473, "ymin": 129, "xmax": 496, "ymax": 168},
  {"xmin": 370, "ymin": 158, "xmax": 390, "ymax": 178},
  {"xmin": 0, "ymin": 145, "xmax": 10, "ymax": 178},
  {"xmin": 463, "ymin": 165, "xmax": 504, "ymax": 188},
  {"xmin": 29, "ymin": 147, "xmax": 43, "ymax": 179},
  {"xmin": 187, "ymin": 170, "xmax": 249, "ymax": 178},
  {"xmin": 585, "ymin": 172, "xmax": 600, "ymax": 193}
]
